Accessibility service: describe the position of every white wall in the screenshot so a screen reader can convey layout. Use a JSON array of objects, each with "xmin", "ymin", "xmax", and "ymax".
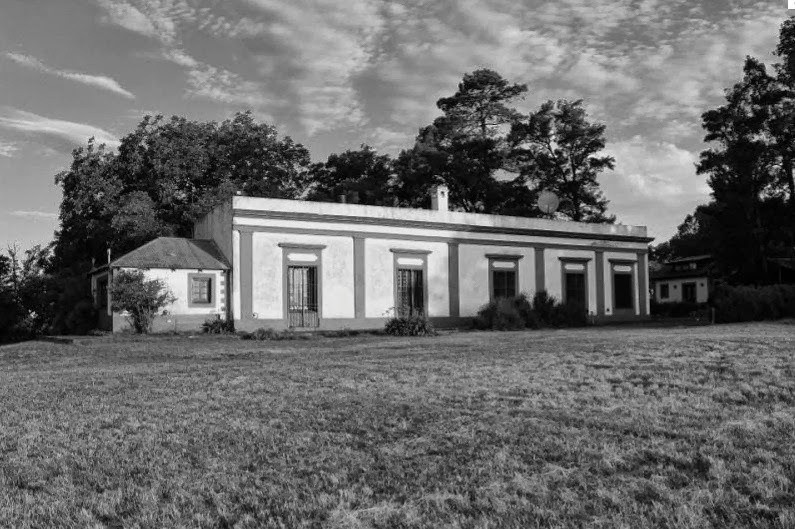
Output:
[
  {"xmin": 250, "ymin": 232, "xmax": 355, "ymax": 320},
  {"xmin": 364, "ymin": 239, "xmax": 449, "ymax": 318},
  {"xmin": 544, "ymin": 249, "xmax": 597, "ymax": 315},
  {"xmin": 654, "ymin": 277, "xmax": 709, "ymax": 303},
  {"xmin": 458, "ymin": 244, "xmax": 535, "ymax": 317},
  {"xmin": 120, "ymin": 267, "xmax": 226, "ymax": 316}
]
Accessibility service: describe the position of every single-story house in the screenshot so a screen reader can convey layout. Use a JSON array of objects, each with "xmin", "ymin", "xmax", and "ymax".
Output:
[
  {"xmin": 650, "ymin": 254, "xmax": 713, "ymax": 304},
  {"xmin": 92, "ymin": 186, "xmax": 654, "ymax": 332},
  {"xmin": 90, "ymin": 237, "xmax": 230, "ymax": 332}
]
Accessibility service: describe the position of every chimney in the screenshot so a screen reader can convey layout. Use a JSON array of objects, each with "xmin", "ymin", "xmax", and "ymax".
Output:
[{"xmin": 431, "ymin": 184, "xmax": 449, "ymax": 211}]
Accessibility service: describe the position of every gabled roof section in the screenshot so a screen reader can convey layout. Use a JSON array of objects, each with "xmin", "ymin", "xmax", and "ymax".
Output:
[{"xmin": 110, "ymin": 237, "xmax": 230, "ymax": 270}]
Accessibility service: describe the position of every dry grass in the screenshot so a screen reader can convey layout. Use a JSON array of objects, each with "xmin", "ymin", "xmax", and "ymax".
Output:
[{"xmin": 1, "ymin": 323, "xmax": 794, "ymax": 528}]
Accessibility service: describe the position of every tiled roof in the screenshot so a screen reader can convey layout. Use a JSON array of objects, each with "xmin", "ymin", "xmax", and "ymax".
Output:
[
  {"xmin": 664, "ymin": 254, "xmax": 712, "ymax": 264},
  {"xmin": 111, "ymin": 237, "xmax": 229, "ymax": 270}
]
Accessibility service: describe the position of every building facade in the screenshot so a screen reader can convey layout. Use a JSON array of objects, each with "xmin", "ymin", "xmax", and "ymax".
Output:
[
  {"xmin": 94, "ymin": 188, "xmax": 654, "ymax": 332},
  {"xmin": 650, "ymin": 255, "xmax": 712, "ymax": 304}
]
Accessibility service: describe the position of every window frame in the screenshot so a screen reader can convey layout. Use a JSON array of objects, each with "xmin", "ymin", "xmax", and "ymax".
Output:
[
  {"xmin": 682, "ymin": 281, "xmax": 697, "ymax": 303},
  {"xmin": 559, "ymin": 257, "xmax": 591, "ymax": 312},
  {"xmin": 96, "ymin": 275, "xmax": 109, "ymax": 310},
  {"xmin": 188, "ymin": 273, "xmax": 215, "ymax": 307},
  {"xmin": 659, "ymin": 283, "xmax": 669, "ymax": 300},
  {"xmin": 280, "ymin": 243, "xmax": 326, "ymax": 327},
  {"xmin": 391, "ymin": 249, "xmax": 430, "ymax": 318},
  {"xmin": 486, "ymin": 254, "xmax": 523, "ymax": 302},
  {"xmin": 609, "ymin": 259, "xmax": 636, "ymax": 313}
]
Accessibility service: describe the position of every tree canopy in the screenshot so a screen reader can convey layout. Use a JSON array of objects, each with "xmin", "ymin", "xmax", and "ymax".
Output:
[
  {"xmin": 3, "ymin": 68, "xmax": 621, "ymax": 339},
  {"xmin": 656, "ymin": 19, "xmax": 795, "ymax": 283}
]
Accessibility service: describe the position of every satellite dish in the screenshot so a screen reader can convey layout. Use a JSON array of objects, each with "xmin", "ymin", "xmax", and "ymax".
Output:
[{"xmin": 537, "ymin": 190, "xmax": 560, "ymax": 215}]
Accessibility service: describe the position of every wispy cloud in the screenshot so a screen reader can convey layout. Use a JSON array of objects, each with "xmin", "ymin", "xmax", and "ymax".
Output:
[
  {"xmin": 9, "ymin": 210, "xmax": 58, "ymax": 220},
  {"xmin": 5, "ymin": 52, "xmax": 135, "ymax": 99},
  {"xmin": 94, "ymin": 0, "xmax": 175, "ymax": 43},
  {"xmin": 0, "ymin": 141, "xmax": 19, "ymax": 158},
  {"xmin": 0, "ymin": 108, "xmax": 119, "ymax": 150}
]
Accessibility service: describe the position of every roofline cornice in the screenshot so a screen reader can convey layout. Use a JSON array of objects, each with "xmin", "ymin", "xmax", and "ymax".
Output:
[{"xmin": 232, "ymin": 209, "xmax": 655, "ymax": 244}]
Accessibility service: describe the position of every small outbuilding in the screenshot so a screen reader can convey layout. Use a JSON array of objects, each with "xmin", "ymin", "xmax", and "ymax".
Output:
[
  {"xmin": 650, "ymin": 254, "xmax": 713, "ymax": 304},
  {"xmin": 90, "ymin": 237, "xmax": 230, "ymax": 332}
]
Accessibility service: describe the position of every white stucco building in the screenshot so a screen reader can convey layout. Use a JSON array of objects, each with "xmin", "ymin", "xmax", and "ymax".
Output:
[
  {"xmin": 650, "ymin": 255, "xmax": 713, "ymax": 304},
  {"xmin": 92, "ymin": 187, "xmax": 653, "ymax": 332}
]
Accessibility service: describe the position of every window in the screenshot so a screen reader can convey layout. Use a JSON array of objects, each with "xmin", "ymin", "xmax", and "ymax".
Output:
[
  {"xmin": 280, "ymin": 244, "xmax": 325, "ymax": 328},
  {"xmin": 190, "ymin": 275, "xmax": 212, "ymax": 305},
  {"xmin": 396, "ymin": 268, "xmax": 424, "ymax": 317},
  {"xmin": 487, "ymin": 255, "xmax": 522, "ymax": 301},
  {"xmin": 560, "ymin": 259, "xmax": 589, "ymax": 311},
  {"xmin": 683, "ymin": 282, "xmax": 697, "ymax": 303},
  {"xmin": 565, "ymin": 270, "xmax": 587, "ymax": 310},
  {"xmin": 492, "ymin": 270, "xmax": 516, "ymax": 299},
  {"xmin": 611, "ymin": 263, "xmax": 634, "ymax": 311},
  {"xmin": 613, "ymin": 273, "xmax": 633, "ymax": 310},
  {"xmin": 392, "ymin": 249, "xmax": 429, "ymax": 318},
  {"xmin": 660, "ymin": 283, "xmax": 669, "ymax": 299},
  {"xmin": 287, "ymin": 265, "xmax": 319, "ymax": 327}
]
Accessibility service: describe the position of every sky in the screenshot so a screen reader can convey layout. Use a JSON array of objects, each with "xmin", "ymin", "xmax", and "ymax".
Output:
[{"xmin": 0, "ymin": 0, "xmax": 792, "ymax": 250}]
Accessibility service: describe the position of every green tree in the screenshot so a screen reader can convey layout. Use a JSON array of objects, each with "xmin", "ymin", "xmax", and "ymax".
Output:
[
  {"xmin": 697, "ymin": 57, "xmax": 784, "ymax": 282},
  {"xmin": 110, "ymin": 270, "xmax": 175, "ymax": 333},
  {"xmin": 53, "ymin": 112, "xmax": 311, "ymax": 266},
  {"xmin": 393, "ymin": 69, "xmax": 532, "ymax": 213},
  {"xmin": 509, "ymin": 100, "xmax": 615, "ymax": 222},
  {"xmin": 307, "ymin": 145, "xmax": 395, "ymax": 205}
]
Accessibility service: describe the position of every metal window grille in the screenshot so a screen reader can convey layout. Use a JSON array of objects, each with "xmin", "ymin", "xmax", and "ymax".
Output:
[
  {"xmin": 288, "ymin": 266, "xmax": 319, "ymax": 328},
  {"xmin": 396, "ymin": 268, "xmax": 424, "ymax": 317}
]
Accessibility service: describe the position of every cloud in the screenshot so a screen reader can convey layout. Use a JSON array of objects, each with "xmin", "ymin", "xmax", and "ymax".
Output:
[
  {"xmin": 0, "ymin": 108, "xmax": 119, "ymax": 150},
  {"xmin": 0, "ymin": 141, "xmax": 19, "ymax": 158},
  {"xmin": 94, "ymin": 0, "xmax": 175, "ymax": 43},
  {"xmin": 9, "ymin": 210, "xmax": 58, "ymax": 220},
  {"xmin": 5, "ymin": 52, "xmax": 135, "ymax": 99},
  {"xmin": 602, "ymin": 137, "xmax": 708, "ymax": 239}
]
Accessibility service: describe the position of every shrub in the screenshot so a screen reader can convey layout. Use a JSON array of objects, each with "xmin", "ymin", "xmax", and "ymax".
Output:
[
  {"xmin": 532, "ymin": 290, "xmax": 557, "ymax": 323},
  {"xmin": 239, "ymin": 327, "xmax": 312, "ymax": 340},
  {"xmin": 474, "ymin": 291, "xmax": 589, "ymax": 331},
  {"xmin": 63, "ymin": 299, "xmax": 98, "ymax": 335},
  {"xmin": 712, "ymin": 283, "xmax": 795, "ymax": 323},
  {"xmin": 110, "ymin": 270, "xmax": 175, "ymax": 334},
  {"xmin": 553, "ymin": 302, "xmax": 589, "ymax": 327},
  {"xmin": 202, "ymin": 316, "xmax": 235, "ymax": 334},
  {"xmin": 474, "ymin": 296, "xmax": 530, "ymax": 330},
  {"xmin": 384, "ymin": 314, "xmax": 436, "ymax": 336},
  {"xmin": 650, "ymin": 300, "xmax": 707, "ymax": 318}
]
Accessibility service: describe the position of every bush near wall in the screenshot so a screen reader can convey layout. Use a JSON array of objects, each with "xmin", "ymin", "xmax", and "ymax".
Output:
[
  {"xmin": 384, "ymin": 314, "xmax": 437, "ymax": 336},
  {"xmin": 474, "ymin": 291, "xmax": 587, "ymax": 331},
  {"xmin": 650, "ymin": 300, "xmax": 710, "ymax": 318},
  {"xmin": 711, "ymin": 283, "xmax": 795, "ymax": 323}
]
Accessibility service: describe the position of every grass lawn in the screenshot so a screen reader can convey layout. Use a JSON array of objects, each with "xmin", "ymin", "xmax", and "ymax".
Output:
[{"xmin": 1, "ymin": 323, "xmax": 794, "ymax": 528}]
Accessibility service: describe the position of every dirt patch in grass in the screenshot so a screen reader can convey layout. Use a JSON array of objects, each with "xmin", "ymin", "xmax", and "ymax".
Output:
[{"xmin": 1, "ymin": 323, "xmax": 794, "ymax": 527}]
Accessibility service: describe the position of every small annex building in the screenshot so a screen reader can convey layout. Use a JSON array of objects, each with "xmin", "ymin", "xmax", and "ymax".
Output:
[
  {"xmin": 91, "ymin": 187, "xmax": 654, "ymax": 332},
  {"xmin": 650, "ymin": 254, "xmax": 713, "ymax": 304},
  {"xmin": 91, "ymin": 237, "xmax": 230, "ymax": 332}
]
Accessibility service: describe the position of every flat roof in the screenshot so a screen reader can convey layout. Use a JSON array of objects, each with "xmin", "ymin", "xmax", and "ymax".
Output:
[{"xmin": 232, "ymin": 196, "xmax": 652, "ymax": 242}]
